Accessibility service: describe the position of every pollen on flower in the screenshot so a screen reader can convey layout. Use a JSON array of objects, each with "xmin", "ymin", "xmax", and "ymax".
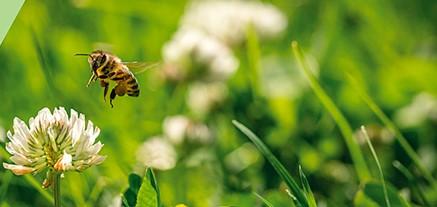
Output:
[{"xmin": 2, "ymin": 107, "xmax": 106, "ymax": 181}]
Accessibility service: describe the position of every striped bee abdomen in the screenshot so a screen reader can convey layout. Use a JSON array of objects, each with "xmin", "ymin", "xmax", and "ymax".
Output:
[{"xmin": 126, "ymin": 77, "xmax": 140, "ymax": 97}]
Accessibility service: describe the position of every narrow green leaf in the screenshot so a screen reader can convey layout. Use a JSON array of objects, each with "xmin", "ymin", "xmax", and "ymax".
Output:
[
  {"xmin": 361, "ymin": 126, "xmax": 391, "ymax": 207},
  {"xmin": 347, "ymin": 74, "xmax": 437, "ymax": 190},
  {"xmin": 136, "ymin": 170, "xmax": 158, "ymax": 207},
  {"xmin": 298, "ymin": 166, "xmax": 317, "ymax": 207},
  {"xmin": 145, "ymin": 168, "xmax": 160, "ymax": 207},
  {"xmin": 393, "ymin": 161, "xmax": 431, "ymax": 207},
  {"xmin": 23, "ymin": 175, "xmax": 54, "ymax": 204},
  {"xmin": 232, "ymin": 120, "xmax": 308, "ymax": 207},
  {"xmin": 253, "ymin": 192, "xmax": 274, "ymax": 207},
  {"xmin": 245, "ymin": 24, "xmax": 262, "ymax": 97},
  {"xmin": 0, "ymin": 172, "xmax": 12, "ymax": 203},
  {"xmin": 291, "ymin": 41, "xmax": 371, "ymax": 182}
]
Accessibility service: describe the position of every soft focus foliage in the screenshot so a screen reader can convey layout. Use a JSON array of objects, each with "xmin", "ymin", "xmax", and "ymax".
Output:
[{"xmin": 0, "ymin": 0, "xmax": 437, "ymax": 206}]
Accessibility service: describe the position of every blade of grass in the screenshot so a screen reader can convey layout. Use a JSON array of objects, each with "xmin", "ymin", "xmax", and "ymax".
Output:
[
  {"xmin": 253, "ymin": 192, "xmax": 274, "ymax": 207},
  {"xmin": 24, "ymin": 174, "xmax": 54, "ymax": 204},
  {"xmin": 393, "ymin": 161, "xmax": 431, "ymax": 207},
  {"xmin": 361, "ymin": 126, "xmax": 391, "ymax": 207},
  {"xmin": 291, "ymin": 41, "xmax": 371, "ymax": 182},
  {"xmin": 232, "ymin": 120, "xmax": 308, "ymax": 207},
  {"xmin": 298, "ymin": 166, "xmax": 317, "ymax": 207},
  {"xmin": 245, "ymin": 24, "xmax": 262, "ymax": 97},
  {"xmin": 0, "ymin": 172, "xmax": 12, "ymax": 202},
  {"xmin": 347, "ymin": 74, "xmax": 437, "ymax": 190}
]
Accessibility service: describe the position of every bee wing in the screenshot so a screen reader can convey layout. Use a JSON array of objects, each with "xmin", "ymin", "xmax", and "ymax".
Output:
[{"xmin": 122, "ymin": 61, "xmax": 161, "ymax": 74}]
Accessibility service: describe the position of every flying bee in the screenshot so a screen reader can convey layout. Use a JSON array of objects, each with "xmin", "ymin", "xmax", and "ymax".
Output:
[{"xmin": 76, "ymin": 50, "xmax": 158, "ymax": 107}]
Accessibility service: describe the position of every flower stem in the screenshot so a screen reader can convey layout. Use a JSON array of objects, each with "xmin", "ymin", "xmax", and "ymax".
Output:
[{"xmin": 53, "ymin": 173, "xmax": 61, "ymax": 207}]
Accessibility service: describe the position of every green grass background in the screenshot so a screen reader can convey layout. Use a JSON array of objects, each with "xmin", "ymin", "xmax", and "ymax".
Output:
[{"xmin": 0, "ymin": 0, "xmax": 436, "ymax": 206}]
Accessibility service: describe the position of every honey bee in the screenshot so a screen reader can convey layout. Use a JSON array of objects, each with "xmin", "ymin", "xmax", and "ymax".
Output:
[{"xmin": 76, "ymin": 50, "xmax": 157, "ymax": 107}]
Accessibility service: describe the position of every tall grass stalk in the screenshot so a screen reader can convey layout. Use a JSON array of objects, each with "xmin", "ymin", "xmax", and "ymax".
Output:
[
  {"xmin": 24, "ymin": 175, "xmax": 54, "ymax": 204},
  {"xmin": 291, "ymin": 41, "xmax": 371, "ymax": 182},
  {"xmin": 245, "ymin": 24, "xmax": 262, "ymax": 97},
  {"xmin": 253, "ymin": 192, "xmax": 274, "ymax": 207},
  {"xmin": 233, "ymin": 120, "xmax": 309, "ymax": 207},
  {"xmin": 347, "ymin": 74, "xmax": 437, "ymax": 190},
  {"xmin": 361, "ymin": 126, "xmax": 391, "ymax": 207}
]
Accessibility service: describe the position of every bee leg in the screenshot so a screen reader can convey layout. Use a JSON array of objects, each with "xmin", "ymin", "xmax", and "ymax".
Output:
[
  {"xmin": 110, "ymin": 88, "xmax": 116, "ymax": 108},
  {"xmin": 100, "ymin": 80, "xmax": 109, "ymax": 101},
  {"xmin": 86, "ymin": 74, "xmax": 96, "ymax": 87}
]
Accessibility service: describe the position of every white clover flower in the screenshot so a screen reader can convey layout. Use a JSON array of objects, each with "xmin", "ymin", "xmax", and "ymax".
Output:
[
  {"xmin": 395, "ymin": 93, "xmax": 437, "ymax": 127},
  {"xmin": 2, "ymin": 107, "xmax": 105, "ymax": 179},
  {"xmin": 181, "ymin": 0, "xmax": 287, "ymax": 44},
  {"xmin": 163, "ymin": 115, "xmax": 213, "ymax": 145},
  {"xmin": 163, "ymin": 115, "xmax": 191, "ymax": 145},
  {"xmin": 162, "ymin": 28, "xmax": 239, "ymax": 81},
  {"xmin": 186, "ymin": 81, "xmax": 228, "ymax": 116},
  {"xmin": 136, "ymin": 137, "xmax": 177, "ymax": 170}
]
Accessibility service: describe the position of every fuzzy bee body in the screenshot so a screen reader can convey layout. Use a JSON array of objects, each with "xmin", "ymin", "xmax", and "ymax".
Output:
[{"xmin": 82, "ymin": 50, "xmax": 140, "ymax": 107}]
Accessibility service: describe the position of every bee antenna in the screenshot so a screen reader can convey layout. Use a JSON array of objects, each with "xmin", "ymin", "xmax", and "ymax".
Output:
[{"xmin": 75, "ymin": 53, "xmax": 90, "ymax": 57}]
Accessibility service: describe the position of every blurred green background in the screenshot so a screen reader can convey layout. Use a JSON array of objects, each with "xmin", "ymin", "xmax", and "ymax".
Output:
[{"xmin": 0, "ymin": 0, "xmax": 437, "ymax": 206}]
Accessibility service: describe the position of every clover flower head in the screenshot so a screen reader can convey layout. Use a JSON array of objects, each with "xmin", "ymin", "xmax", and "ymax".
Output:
[
  {"xmin": 163, "ymin": 115, "xmax": 213, "ymax": 145},
  {"xmin": 162, "ymin": 28, "xmax": 239, "ymax": 81},
  {"xmin": 136, "ymin": 137, "xmax": 177, "ymax": 170},
  {"xmin": 181, "ymin": 0, "xmax": 287, "ymax": 44},
  {"xmin": 2, "ymin": 107, "xmax": 105, "ymax": 181},
  {"xmin": 186, "ymin": 81, "xmax": 228, "ymax": 116}
]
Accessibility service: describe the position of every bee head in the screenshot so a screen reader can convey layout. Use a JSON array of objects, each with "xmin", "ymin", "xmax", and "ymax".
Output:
[{"xmin": 87, "ymin": 50, "xmax": 108, "ymax": 71}]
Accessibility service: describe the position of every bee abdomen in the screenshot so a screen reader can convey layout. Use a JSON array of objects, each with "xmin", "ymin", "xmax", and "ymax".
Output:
[
  {"xmin": 126, "ymin": 77, "xmax": 139, "ymax": 97},
  {"xmin": 110, "ymin": 70, "xmax": 130, "ymax": 81}
]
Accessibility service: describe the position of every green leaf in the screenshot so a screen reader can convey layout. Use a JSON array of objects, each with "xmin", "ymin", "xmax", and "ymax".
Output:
[
  {"xmin": 122, "ymin": 173, "xmax": 143, "ymax": 207},
  {"xmin": 232, "ymin": 120, "xmax": 308, "ymax": 207},
  {"xmin": 354, "ymin": 181, "xmax": 411, "ymax": 207},
  {"xmin": 298, "ymin": 166, "xmax": 317, "ymax": 207},
  {"xmin": 291, "ymin": 41, "xmax": 371, "ymax": 182},
  {"xmin": 253, "ymin": 192, "xmax": 274, "ymax": 207},
  {"xmin": 136, "ymin": 169, "xmax": 158, "ymax": 207},
  {"xmin": 146, "ymin": 168, "xmax": 161, "ymax": 207}
]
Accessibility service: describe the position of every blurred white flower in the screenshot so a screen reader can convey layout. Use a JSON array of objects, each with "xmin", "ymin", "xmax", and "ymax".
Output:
[
  {"xmin": 0, "ymin": 126, "xmax": 5, "ymax": 143},
  {"xmin": 163, "ymin": 115, "xmax": 190, "ymax": 145},
  {"xmin": 162, "ymin": 28, "xmax": 239, "ymax": 81},
  {"xmin": 261, "ymin": 55, "xmax": 319, "ymax": 99},
  {"xmin": 181, "ymin": 0, "xmax": 287, "ymax": 44},
  {"xmin": 395, "ymin": 93, "xmax": 437, "ymax": 127},
  {"xmin": 186, "ymin": 82, "xmax": 228, "ymax": 116},
  {"xmin": 2, "ymin": 107, "xmax": 105, "ymax": 184},
  {"xmin": 136, "ymin": 137, "xmax": 177, "ymax": 170},
  {"xmin": 163, "ymin": 115, "xmax": 212, "ymax": 145}
]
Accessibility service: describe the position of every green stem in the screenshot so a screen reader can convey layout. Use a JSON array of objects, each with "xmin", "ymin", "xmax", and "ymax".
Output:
[
  {"xmin": 291, "ymin": 41, "xmax": 371, "ymax": 182},
  {"xmin": 346, "ymin": 74, "xmax": 437, "ymax": 191},
  {"xmin": 53, "ymin": 173, "xmax": 61, "ymax": 207}
]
